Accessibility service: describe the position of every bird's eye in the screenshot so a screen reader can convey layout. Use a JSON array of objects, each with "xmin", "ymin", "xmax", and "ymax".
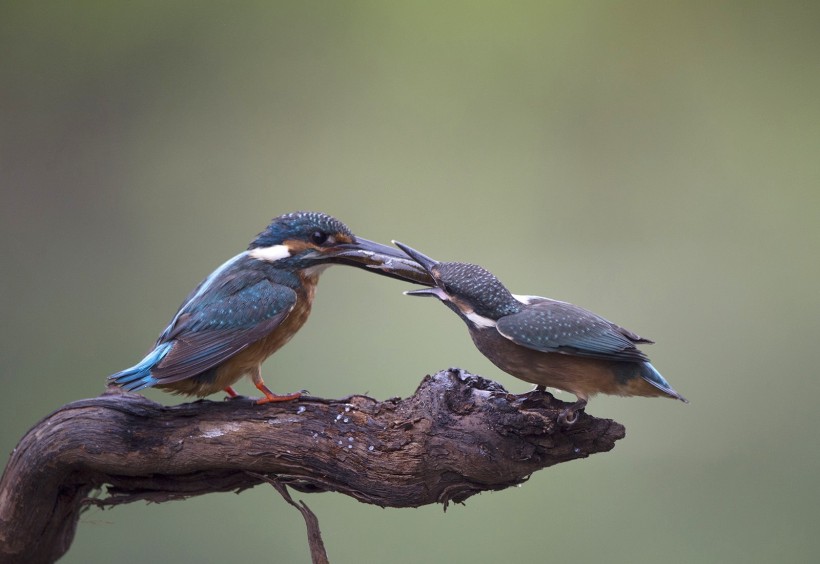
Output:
[{"xmin": 310, "ymin": 230, "xmax": 329, "ymax": 245}]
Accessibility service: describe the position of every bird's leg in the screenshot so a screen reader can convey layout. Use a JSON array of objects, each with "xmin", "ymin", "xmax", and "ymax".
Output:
[
  {"xmin": 223, "ymin": 386, "xmax": 239, "ymax": 398},
  {"xmin": 251, "ymin": 368, "xmax": 301, "ymax": 404},
  {"xmin": 557, "ymin": 399, "xmax": 588, "ymax": 427},
  {"xmin": 255, "ymin": 385, "xmax": 301, "ymax": 404}
]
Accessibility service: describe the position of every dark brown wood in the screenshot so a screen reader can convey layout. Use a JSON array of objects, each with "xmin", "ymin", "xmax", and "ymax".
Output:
[
  {"xmin": 249, "ymin": 473, "xmax": 330, "ymax": 564},
  {"xmin": 0, "ymin": 369, "xmax": 625, "ymax": 564}
]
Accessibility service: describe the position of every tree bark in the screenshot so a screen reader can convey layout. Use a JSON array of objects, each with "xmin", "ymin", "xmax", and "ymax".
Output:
[{"xmin": 0, "ymin": 369, "xmax": 624, "ymax": 564}]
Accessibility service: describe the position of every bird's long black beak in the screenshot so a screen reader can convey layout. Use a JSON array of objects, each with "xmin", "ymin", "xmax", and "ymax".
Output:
[
  {"xmin": 324, "ymin": 237, "xmax": 436, "ymax": 286},
  {"xmin": 391, "ymin": 241, "xmax": 439, "ymax": 275}
]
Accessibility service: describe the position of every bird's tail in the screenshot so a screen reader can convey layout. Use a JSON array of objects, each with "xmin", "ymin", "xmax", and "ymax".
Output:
[
  {"xmin": 108, "ymin": 342, "xmax": 172, "ymax": 392},
  {"xmin": 639, "ymin": 362, "xmax": 688, "ymax": 403}
]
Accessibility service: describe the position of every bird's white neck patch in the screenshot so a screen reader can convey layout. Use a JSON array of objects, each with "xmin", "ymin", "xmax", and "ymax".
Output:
[
  {"xmin": 431, "ymin": 287, "xmax": 496, "ymax": 328},
  {"xmin": 249, "ymin": 244, "xmax": 291, "ymax": 263},
  {"xmin": 302, "ymin": 263, "xmax": 331, "ymax": 278},
  {"xmin": 464, "ymin": 311, "xmax": 496, "ymax": 328}
]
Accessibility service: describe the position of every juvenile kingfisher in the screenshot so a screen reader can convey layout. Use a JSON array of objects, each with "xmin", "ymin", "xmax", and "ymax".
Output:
[
  {"xmin": 108, "ymin": 212, "xmax": 433, "ymax": 404},
  {"xmin": 394, "ymin": 242, "xmax": 687, "ymax": 424}
]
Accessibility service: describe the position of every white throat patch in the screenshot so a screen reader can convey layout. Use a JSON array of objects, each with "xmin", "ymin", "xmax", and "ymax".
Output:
[
  {"xmin": 432, "ymin": 287, "xmax": 496, "ymax": 328},
  {"xmin": 248, "ymin": 244, "xmax": 291, "ymax": 263},
  {"xmin": 302, "ymin": 263, "xmax": 331, "ymax": 278},
  {"xmin": 464, "ymin": 311, "xmax": 497, "ymax": 329}
]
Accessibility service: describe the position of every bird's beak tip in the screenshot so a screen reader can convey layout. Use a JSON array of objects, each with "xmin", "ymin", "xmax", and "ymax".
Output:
[{"xmin": 392, "ymin": 241, "xmax": 439, "ymax": 274}]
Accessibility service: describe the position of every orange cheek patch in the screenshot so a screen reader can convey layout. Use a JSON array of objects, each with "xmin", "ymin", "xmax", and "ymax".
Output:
[
  {"xmin": 449, "ymin": 296, "xmax": 474, "ymax": 314},
  {"xmin": 283, "ymin": 232, "xmax": 354, "ymax": 255},
  {"xmin": 283, "ymin": 239, "xmax": 315, "ymax": 254}
]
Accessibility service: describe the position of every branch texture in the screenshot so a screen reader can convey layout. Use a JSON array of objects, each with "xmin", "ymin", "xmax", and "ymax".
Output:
[{"xmin": 0, "ymin": 369, "xmax": 625, "ymax": 563}]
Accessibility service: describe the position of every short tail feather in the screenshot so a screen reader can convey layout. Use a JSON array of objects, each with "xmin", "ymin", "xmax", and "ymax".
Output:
[
  {"xmin": 108, "ymin": 342, "xmax": 172, "ymax": 392},
  {"xmin": 640, "ymin": 362, "xmax": 688, "ymax": 403}
]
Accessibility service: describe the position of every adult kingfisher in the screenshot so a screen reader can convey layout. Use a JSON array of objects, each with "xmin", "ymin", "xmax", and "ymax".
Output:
[{"xmin": 108, "ymin": 212, "xmax": 433, "ymax": 403}]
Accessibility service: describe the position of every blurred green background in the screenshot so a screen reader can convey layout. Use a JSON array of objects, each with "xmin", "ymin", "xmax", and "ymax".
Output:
[{"xmin": 2, "ymin": 1, "xmax": 819, "ymax": 563}]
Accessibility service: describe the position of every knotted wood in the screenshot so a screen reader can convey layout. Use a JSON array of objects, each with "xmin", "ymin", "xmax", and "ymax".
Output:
[{"xmin": 0, "ymin": 369, "xmax": 625, "ymax": 563}]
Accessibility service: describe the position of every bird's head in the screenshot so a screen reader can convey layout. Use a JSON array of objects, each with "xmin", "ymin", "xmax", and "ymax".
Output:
[
  {"xmin": 248, "ymin": 212, "xmax": 434, "ymax": 284},
  {"xmin": 393, "ymin": 241, "xmax": 521, "ymax": 327}
]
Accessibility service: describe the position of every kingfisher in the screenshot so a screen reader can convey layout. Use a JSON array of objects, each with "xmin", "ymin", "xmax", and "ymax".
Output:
[
  {"xmin": 394, "ymin": 242, "xmax": 687, "ymax": 425},
  {"xmin": 108, "ymin": 212, "xmax": 433, "ymax": 404}
]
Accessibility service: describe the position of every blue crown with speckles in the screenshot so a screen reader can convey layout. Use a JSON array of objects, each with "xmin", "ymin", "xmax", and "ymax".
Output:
[
  {"xmin": 438, "ymin": 262, "xmax": 521, "ymax": 318},
  {"xmin": 249, "ymin": 211, "xmax": 353, "ymax": 249}
]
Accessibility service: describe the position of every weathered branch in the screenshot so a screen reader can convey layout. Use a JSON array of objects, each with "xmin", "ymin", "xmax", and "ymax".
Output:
[{"xmin": 0, "ymin": 369, "xmax": 624, "ymax": 563}]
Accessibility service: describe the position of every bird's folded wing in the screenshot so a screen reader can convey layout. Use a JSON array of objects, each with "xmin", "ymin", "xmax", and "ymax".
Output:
[
  {"xmin": 150, "ymin": 281, "xmax": 297, "ymax": 384},
  {"xmin": 495, "ymin": 300, "xmax": 650, "ymax": 363}
]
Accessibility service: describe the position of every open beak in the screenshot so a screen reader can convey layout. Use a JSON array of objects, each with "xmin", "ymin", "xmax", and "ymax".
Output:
[
  {"xmin": 391, "ymin": 241, "xmax": 445, "ymax": 298},
  {"xmin": 323, "ymin": 237, "xmax": 436, "ymax": 286}
]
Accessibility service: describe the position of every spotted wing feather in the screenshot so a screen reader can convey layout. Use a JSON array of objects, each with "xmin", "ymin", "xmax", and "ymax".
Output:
[
  {"xmin": 149, "ymin": 280, "xmax": 297, "ymax": 385},
  {"xmin": 495, "ymin": 299, "xmax": 650, "ymax": 362}
]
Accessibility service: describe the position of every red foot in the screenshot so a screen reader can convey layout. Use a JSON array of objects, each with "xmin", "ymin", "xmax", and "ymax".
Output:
[
  {"xmin": 223, "ymin": 386, "xmax": 239, "ymax": 398},
  {"xmin": 254, "ymin": 380, "xmax": 302, "ymax": 405},
  {"xmin": 256, "ymin": 392, "xmax": 302, "ymax": 405}
]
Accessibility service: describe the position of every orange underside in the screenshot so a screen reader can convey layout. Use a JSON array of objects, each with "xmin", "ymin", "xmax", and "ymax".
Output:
[{"xmin": 157, "ymin": 276, "xmax": 318, "ymax": 399}]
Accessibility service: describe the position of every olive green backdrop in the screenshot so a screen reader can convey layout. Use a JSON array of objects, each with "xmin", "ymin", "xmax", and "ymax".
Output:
[{"xmin": 2, "ymin": 2, "xmax": 818, "ymax": 563}]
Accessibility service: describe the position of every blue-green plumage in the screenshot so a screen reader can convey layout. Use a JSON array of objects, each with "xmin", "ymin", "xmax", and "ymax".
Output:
[
  {"xmin": 494, "ymin": 300, "xmax": 651, "ymax": 363},
  {"xmin": 108, "ymin": 342, "xmax": 172, "ymax": 391}
]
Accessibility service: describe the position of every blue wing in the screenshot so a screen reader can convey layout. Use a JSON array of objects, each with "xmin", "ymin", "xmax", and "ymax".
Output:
[
  {"xmin": 110, "ymin": 275, "xmax": 296, "ymax": 390},
  {"xmin": 495, "ymin": 299, "xmax": 651, "ymax": 363}
]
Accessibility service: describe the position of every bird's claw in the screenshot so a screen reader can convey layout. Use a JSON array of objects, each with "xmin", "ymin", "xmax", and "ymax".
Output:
[
  {"xmin": 557, "ymin": 408, "xmax": 580, "ymax": 427},
  {"xmin": 255, "ymin": 393, "xmax": 302, "ymax": 405},
  {"xmin": 557, "ymin": 400, "xmax": 587, "ymax": 428}
]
